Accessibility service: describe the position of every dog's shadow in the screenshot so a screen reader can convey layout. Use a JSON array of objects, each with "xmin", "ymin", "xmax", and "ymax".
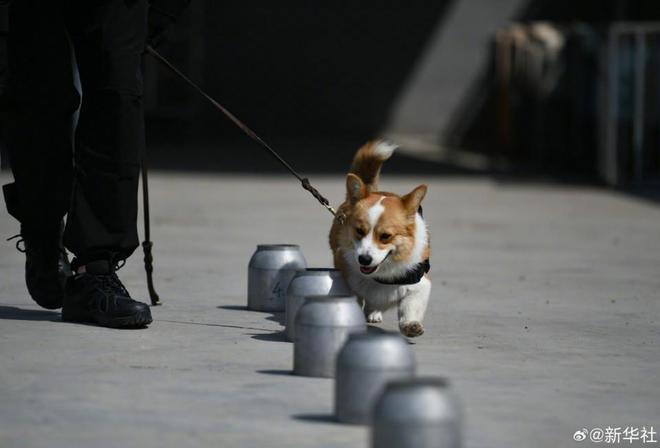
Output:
[{"xmin": 0, "ymin": 305, "xmax": 60, "ymax": 322}]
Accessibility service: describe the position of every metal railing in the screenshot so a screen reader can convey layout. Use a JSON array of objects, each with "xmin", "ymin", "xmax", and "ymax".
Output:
[{"xmin": 600, "ymin": 23, "xmax": 660, "ymax": 186}]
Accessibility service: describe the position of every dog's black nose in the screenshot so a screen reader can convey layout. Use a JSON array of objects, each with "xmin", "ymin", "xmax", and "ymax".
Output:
[{"xmin": 358, "ymin": 254, "xmax": 373, "ymax": 266}]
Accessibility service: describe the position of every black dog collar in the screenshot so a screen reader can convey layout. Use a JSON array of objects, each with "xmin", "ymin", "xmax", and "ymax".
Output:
[{"xmin": 375, "ymin": 259, "xmax": 430, "ymax": 285}]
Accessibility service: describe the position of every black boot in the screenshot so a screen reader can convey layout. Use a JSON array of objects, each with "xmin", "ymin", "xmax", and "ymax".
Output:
[
  {"xmin": 8, "ymin": 223, "xmax": 72, "ymax": 310},
  {"xmin": 62, "ymin": 259, "xmax": 152, "ymax": 328}
]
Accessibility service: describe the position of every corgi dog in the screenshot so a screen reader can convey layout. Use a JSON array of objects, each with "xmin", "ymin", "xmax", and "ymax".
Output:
[{"xmin": 329, "ymin": 141, "xmax": 430, "ymax": 337}]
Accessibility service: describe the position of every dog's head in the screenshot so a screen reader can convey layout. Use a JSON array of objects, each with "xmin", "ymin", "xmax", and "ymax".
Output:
[{"xmin": 343, "ymin": 174, "xmax": 427, "ymax": 278}]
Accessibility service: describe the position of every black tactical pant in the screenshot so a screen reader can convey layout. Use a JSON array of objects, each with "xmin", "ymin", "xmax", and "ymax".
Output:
[{"xmin": 3, "ymin": 0, "xmax": 147, "ymax": 265}]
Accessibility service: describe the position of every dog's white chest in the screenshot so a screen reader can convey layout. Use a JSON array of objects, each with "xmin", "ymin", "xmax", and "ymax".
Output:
[{"xmin": 347, "ymin": 273, "xmax": 405, "ymax": 307}]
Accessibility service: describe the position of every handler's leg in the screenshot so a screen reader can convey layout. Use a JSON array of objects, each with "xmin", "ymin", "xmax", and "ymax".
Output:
[
  {"xmin": 61, "ymin": 0, "xmax": 152, "ymax": 328},
  {"xmin": 4, "ymin": 0, "xmax": 78, "ymax": 309},
  {"xmin": 63, "ymin": 0, "xmax": 147, "ymax": 264}
]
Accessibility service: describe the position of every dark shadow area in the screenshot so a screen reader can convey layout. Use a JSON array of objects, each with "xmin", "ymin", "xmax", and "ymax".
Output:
[
  {"xmin": 616, "ymin": 184, "xmax": 660, "ymax": 206},
  {"xmin": 141, "ymin": 2, "xmax": 463, "ymax": 176},
  {"xmin": 217, "ymin": 305, "xmax": 287, "ymax": 337},
  {"xmin": 217, "ymin": 306, "xmax": 285, "ymax": 326},
  {"xmin": 217, "ymin": 305, "xmax": 248, "ymax": 311},
  {"xmin": 139, "ymin": 0, "xmax": 660, "ymax": 202},
  {"xmin": 518, "ymin": 0, "xmax": 660, "ymax": 22},
  {"xmin": 2, "ymin": 1, "xmax": 658, "ymax": 203},
  {"xmin": 60, "ymin": 321, "xmax": 151, "ymax": 330},
  {"xmin": 292, "ymin": 414, "xmax": 340, "ymax": 425},
  {"xmin": 0, "ymin": 305, "xmax": 60, "ymax": 322},
  {"xmin": 145, "ymin": 136, "xmax": 486, "ymax": 177},
  {"xmin": 367, "ymin": 325, "xmax": 387, "ymax": 335},
  {"xmin": 264, "ymin": 311, "xmax": 285, "ymax": 326},
  {"xmin": 249, "ymin": 330, "xmax": 287, "ymax": 342},
  {"xmin": 257, "ymin": 369, "xmax": 293, "ymax": 376},
  {"xmin": 147, "ymin": 1, "xmax": 456, "ymax": 139},
  {"xmin": 0, "ymin": 305, "xmax": 151, "ymax": 329},
  {"xmin": 0, "ymin": 2, "xmax": 463, "ymax": 176},
  {"xmin": 490, "ymin": 172, "xmax": 604, "ymax": 188}
]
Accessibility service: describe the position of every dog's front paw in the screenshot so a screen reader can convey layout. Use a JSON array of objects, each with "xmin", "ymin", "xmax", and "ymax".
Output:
[
  {"xmin": 400, "ymin": 321, "xmax": 425, "ymax": 338},
  {"xmin": 366, "ymin": 310, "xmax": 383, "ymax": 324}
]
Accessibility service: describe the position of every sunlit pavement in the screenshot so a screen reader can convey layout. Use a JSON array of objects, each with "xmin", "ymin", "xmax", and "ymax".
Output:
[{"xmin": 1, "ymin": 171, "xmax": 659, "ymax": 448}]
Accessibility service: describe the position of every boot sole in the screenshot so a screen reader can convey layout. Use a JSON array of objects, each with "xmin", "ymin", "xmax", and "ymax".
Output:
[{"xmin": 62, "ymin": 309, "xmax": 153, "ymax": 329}]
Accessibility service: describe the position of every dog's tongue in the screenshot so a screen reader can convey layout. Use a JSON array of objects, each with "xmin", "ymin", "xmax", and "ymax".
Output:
[{"xmin": 360, "ymin": 266, "xmax": 377, "ymax": 274}]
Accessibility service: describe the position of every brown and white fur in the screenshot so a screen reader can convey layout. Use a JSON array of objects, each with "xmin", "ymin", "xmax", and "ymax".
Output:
[{"xmin": 329, "ymin": 141, "xmax": 430, "ymax": 337}]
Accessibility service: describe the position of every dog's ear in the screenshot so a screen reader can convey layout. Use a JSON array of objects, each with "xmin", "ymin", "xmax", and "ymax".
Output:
[
  {"xmin": 402, "ymin": 184, "xmax": 427, "ymax": 215},
  {"xmin": 346, "ymin": 174, "xmax": 367, "ymax": 204}
]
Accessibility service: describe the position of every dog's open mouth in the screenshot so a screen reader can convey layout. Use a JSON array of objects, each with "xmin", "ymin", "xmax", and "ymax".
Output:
[
  {"xmin": 360, "ymin": 265, "xmax": 378, "ymax": 275},
  {"xmin": 358, "ymin": 252, "xmax": 391, "ymax": 275}
]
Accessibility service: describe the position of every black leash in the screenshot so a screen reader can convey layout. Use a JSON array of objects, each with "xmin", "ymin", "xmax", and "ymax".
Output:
[
  {"xmin": 141, "ymin": 159, "xmax": 161, "ymax": 306},
  {"xmin": 145, "ymin": 45, "xmax": 337, "ymax": 217}
]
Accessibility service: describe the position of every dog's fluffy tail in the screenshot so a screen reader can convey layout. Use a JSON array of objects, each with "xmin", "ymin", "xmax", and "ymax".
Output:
[{"xmin": 349, "ymin": 140, "xmax": 397, "ymax": 193}]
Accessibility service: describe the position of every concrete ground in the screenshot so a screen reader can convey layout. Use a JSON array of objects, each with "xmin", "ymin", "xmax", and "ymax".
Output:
[{"xmin": 0, "ymin": 171, "xmax": 659, "ymax": 448}]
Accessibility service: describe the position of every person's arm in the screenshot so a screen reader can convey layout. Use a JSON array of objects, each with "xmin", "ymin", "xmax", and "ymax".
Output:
[{"xmin": 148, "ymin": 0, "xmax": 191, "ymax": 47}]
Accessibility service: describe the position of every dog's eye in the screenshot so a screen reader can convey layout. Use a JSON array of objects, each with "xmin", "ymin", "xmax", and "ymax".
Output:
[
  {"xmin": 379, "ymin": 233, "xmax": 392, "ymax": 243},
  {"xmin": 355, "ymin": 228, "xmax": 366, "ymax": 237}
]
